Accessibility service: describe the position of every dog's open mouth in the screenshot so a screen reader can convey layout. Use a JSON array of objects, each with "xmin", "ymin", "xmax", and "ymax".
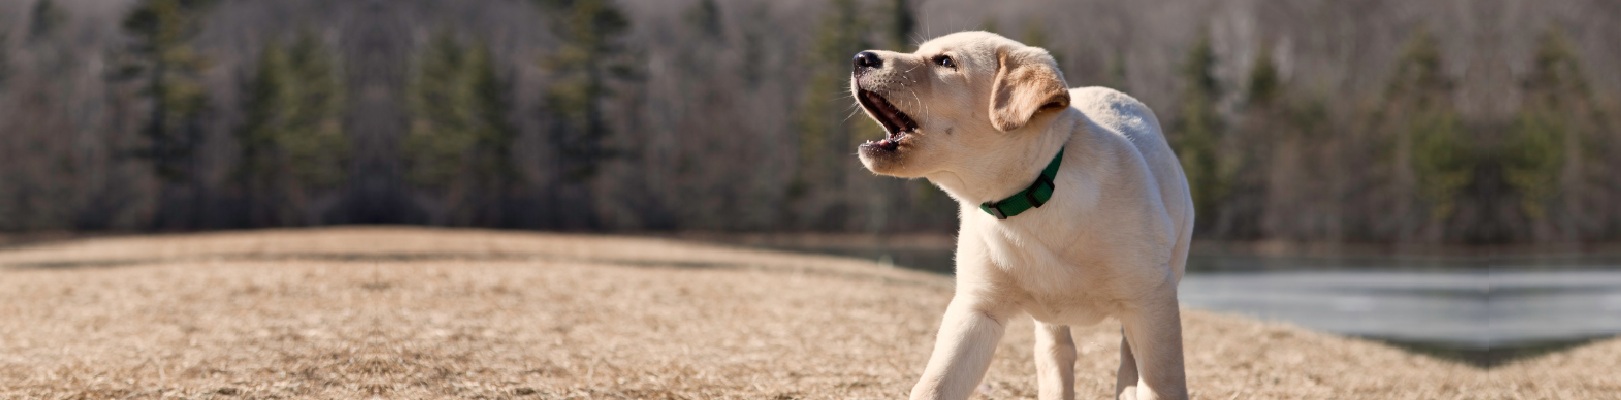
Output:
[{"xmin": 857, "ymin": 89, "xmax": 919, "ymax": 151}]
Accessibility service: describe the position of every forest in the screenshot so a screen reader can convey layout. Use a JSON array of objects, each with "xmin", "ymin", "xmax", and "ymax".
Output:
[{"xmin": 0, "ymin": 0, "xmax": 1617, "ymax": 244}]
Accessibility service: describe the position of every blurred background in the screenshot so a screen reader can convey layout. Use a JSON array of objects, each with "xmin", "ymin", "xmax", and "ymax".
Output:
[{"xmin": 1, "ymin": 0, "xmax": 1619, "ymax": 365}]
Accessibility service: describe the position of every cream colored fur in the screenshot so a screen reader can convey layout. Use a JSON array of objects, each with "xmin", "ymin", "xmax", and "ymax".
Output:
[{"xmin": 851, "ymin": 32, "xmax": 1194, "ymax": 400}]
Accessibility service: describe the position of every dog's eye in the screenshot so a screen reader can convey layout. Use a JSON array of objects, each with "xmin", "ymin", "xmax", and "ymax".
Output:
[{"xmin": 933, "ymin": 55, "xmax": 955, "ymax": 68}]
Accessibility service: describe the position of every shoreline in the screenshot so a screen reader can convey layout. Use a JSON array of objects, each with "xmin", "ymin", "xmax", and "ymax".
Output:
[
  {"xmin": 672, "ymin": 230, "xmax": 1621, "ymax": 259},
  {"xmin": 13, "ymin": 227, "xmax": 1621, "ymax": 259}
]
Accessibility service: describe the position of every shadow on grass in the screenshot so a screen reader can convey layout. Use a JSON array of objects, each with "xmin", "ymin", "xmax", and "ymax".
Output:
[
  {"xmin": 1371, "ymin": 336, "xmax": 1609, "ymax": 368},
  {"xmin": 2, "ymin": 250, "xmax": 954, "ymax": 290},
  {"xmin": 2, "ymin": 252, "xmax": 736, "ymax": 270}
]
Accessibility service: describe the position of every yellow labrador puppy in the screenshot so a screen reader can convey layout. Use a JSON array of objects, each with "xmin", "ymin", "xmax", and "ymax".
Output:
[{"xmin": 851, "ymin": 32, "xmax": 1194, "ymax": 400}]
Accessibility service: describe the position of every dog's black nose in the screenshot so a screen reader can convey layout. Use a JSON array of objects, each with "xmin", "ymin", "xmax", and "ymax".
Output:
[{"xmin": 853, "ymin": 51, "xmax": 882, "ymax": 70}]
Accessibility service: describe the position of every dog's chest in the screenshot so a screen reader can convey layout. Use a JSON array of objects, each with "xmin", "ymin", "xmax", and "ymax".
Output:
[
  {"xmin": 1021, "ymin": 290, "xmax": 1115, "ymax": 326},
  {"xmin": 979, "ymin": 233, "xmax": 1120, "ymax": 326}
]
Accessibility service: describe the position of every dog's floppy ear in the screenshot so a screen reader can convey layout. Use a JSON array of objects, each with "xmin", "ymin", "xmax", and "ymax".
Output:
[{"xmin": 989, "ymin": 46, "xmax": 1071, "ymax": 132}]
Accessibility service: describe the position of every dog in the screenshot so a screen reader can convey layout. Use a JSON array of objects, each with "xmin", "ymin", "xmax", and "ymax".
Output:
[{"xmin": 850, "ymin": 32, "xmax": 1194, "ymax": 400}]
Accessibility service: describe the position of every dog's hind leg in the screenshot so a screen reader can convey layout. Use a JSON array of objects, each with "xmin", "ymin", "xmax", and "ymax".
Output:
[
  {"xmin": 1033, "ymin": 320, "xmax": 1076, "ymax": 400},
  {"xmin": 1118, "ymin": 293, "xmax": 1188, "ymax": 400},
  {"xmin": 1115, "ymin": 330, "xmax": 1140, "ymax": 400}
]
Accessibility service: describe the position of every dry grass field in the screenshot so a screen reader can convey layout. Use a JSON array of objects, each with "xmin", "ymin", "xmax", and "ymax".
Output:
[{"xmin": 0, "ymin": 227, "xmax": 1614, "ymax": 400}]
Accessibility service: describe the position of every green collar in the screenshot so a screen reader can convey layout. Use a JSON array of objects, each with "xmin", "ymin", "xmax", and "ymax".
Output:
[{"xmin": 979, "ymin": 146, "xmax": 1064, "ymax": 219}]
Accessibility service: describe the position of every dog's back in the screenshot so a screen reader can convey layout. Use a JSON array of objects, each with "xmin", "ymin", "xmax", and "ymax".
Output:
[{"xmin": 1068, "ymin": 86, "xmax": 1195, "ymax": 282}]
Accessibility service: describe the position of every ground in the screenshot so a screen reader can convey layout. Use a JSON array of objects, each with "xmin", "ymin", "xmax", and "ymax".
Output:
[{"xmin": 0, "ymin": 227, "xmax": 1614, "ymax": 399}]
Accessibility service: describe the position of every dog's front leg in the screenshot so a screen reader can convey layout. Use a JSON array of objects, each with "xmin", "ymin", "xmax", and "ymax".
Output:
[
  {"xmin": 909, "ymin": 299, "xmax": 1009, "ymax": 400},
  {"xmin": 1033, "ymin": 320, "xmax": 1076, "ymax": 400},
  {"xmin": 1117, "ymin": 292, "xmax": 1188, "ymax": 400}
]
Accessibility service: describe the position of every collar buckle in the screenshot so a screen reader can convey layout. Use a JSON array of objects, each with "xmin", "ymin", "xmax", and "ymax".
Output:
[
  {"xmin": 1025, "ymin": 174, "xmax": 1054, "ymax": 208},
  {"xmin": 983, "ymin": 203, "xmax": 1009, "ymax": 219}
]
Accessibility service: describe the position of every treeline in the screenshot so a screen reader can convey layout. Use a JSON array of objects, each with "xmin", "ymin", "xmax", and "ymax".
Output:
[
  {"xmin": 0, "ymin": 0, "xmax": 1617, "ymax": 244},
  {"xmin": 1176, "ymin": 27, "xmax": 1620, "ymax": 243}
]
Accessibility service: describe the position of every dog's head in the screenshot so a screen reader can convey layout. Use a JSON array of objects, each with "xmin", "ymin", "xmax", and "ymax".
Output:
[{"xmin": 851, "ymin": 31, "xmax": 1070, "ymax": 177}]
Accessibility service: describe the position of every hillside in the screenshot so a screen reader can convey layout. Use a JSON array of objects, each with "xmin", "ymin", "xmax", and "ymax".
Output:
[{"xmin": 3, "ymin": 228, "xmax": 1612, "ymax": 399}]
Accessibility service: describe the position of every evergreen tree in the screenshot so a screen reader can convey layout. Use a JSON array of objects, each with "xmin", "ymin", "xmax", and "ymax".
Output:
[
  {"xmin": 238, "ymin": 42, "xmax": 291, "ymax": 224},
  {"xmin": 282, "ymin": 32, "xmax": 348, "ymax": 188},
  {"xmin": 1245, "ymin": 45, "xmax": 1280, "ymax": 108},
  {"xmin": 684, "ymin": 0, "xmax": 724, "ymax": 42},
  {"xmin": 469, "ymin": 45, "xmax": 516, "ymax": 188},
  {"xmin": 793, "ymin": 0, "xmax": 874, "ymax": 202},
  {"xmin": 237, "ymin": 31, "xmax": 348, "ymax": 226},
  {"xmin": 29, "ymin": 0, "xmax": 69, "ymax": 42},
  {"xmin": 0, "ymin": 32, "xmax": 10, "ymax": 91},
  {"xmin": 1385, "ymin": 29, "xmax": 1471, "ymax": 222},
  {"xmin": 1506, "ymin": 28, "xmax": 1605, "ymax": 232},
  {"xmin": 885, "ymin": 0, "xmax": 915, "ymax": 50},
  {"xmin": 736, "ymin": 4, "xmax": 770, "ymax": 88},
  {"xmin": 401, "ymin": 32, "xmax": 513, "ymax": 225},
  {"xmin": 403, "ymin": 32, "xmax": 477, "ymax": 190},
  {"xmin": 114, "ymin": 0, "xmax": 216, "ymax": 228},
  {"xmin": 117, "ymin": 0, "xmax": 215, "ymax": 184},
  {"xmin": 1227, "ymin": 43, "xmax": 1302, "ymax": 238},
  {"xmin": 536, "ymin": 0, "xmax": 635, "ymax": 182},
  {"xmin": 1172, "ymin": 33, "xmax": 1228, "ymax": 228}
]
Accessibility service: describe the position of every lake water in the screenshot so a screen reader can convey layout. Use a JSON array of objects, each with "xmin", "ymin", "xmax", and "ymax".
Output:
[
  {"xmin": 1180, "ymin": 270, "xmax": 1621, "ymax": 346},
  {"xmin": 760, "ymin": 244, "xmax": 1621, "ymax": 365}
]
